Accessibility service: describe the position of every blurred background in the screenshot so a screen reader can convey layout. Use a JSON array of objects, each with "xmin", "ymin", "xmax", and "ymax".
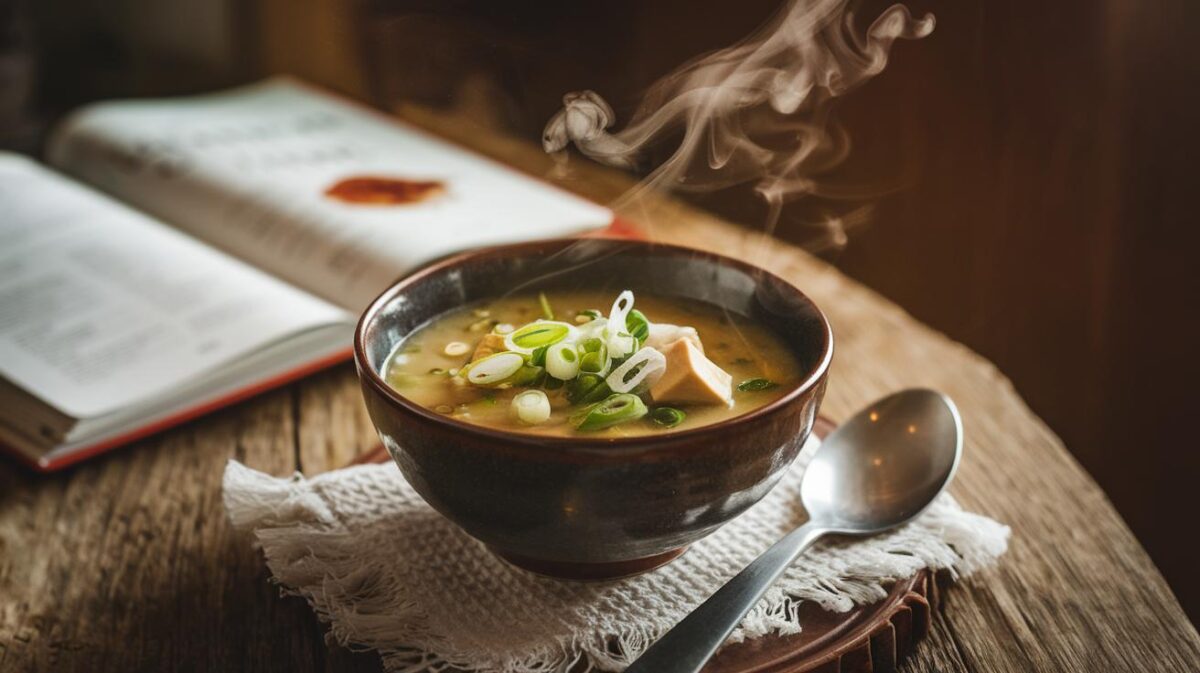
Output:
[{"xmin": 3, "ymin": 0, "xmax": 1196, "ymax": 619}]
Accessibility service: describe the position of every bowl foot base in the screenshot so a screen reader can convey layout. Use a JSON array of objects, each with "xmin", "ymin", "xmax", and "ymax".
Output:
[{"xmin": 489, "ymin": 546, "xmax": 689, "ymax": 581}]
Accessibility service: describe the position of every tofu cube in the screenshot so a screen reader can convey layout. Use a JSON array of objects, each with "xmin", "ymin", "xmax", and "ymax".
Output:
[{"xmin": 650, "ymin": 338, "xmax": 733, "ymax": 406}]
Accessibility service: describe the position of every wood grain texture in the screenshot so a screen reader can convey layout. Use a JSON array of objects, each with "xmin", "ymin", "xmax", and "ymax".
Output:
[{"xmin": 1, "ymin": 109, "xmax": 1197, "ymax": 672}]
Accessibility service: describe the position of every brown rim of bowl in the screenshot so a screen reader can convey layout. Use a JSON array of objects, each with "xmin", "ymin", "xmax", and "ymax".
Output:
[{"xmin": 354, "ymin": 238, "xmax": 833, "ymax": 457}]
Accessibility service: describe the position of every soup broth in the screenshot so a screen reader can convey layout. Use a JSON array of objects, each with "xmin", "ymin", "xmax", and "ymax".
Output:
[{"xmin": 384, "ymin": 290, "xmax": 802, "ymax": 437}]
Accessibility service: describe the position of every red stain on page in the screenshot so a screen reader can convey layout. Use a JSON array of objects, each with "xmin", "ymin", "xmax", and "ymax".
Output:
[{"xmin": 324, "ymin": 176, "xmax": 445, "ymax": 205}]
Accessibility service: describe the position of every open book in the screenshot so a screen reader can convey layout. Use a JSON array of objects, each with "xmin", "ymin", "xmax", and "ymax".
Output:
[{"xmin": 0, "ymin": 78, "xmax": 614, "ymax": 471}]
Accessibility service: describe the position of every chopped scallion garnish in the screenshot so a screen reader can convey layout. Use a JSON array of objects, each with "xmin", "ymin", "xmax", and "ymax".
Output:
[
  {"xmin": 625, "ymin": 309, "xmax": 650, "ymax": 347},
  {"xmin": 464, "ymin": 352, "xmax": 525, "ymax": 386},
  {"xmin": 737, "ymin": 378, "xmax": 779, "ymax": 392},
  {"xmin": 578, "ymin": 341, "xmax": 610, "ymax": 375},
  {"xmin": 570, "ymin": 393, "xmax": 648, "ymax": 431},
  {"xmin": 509, "ymin": 364, "xmax": 545, "ymax": 387},
  {"xmin": 443, "ymin": 341, "xmax": 470, "ymax": 357},
  {"xmin": 566, "ymin": 374, "xmax": 611, "ymax": 405},
  {"xmin": 538, "ymin": 292, "xmax": 555, "ymax": 320},
  {"xmin": 605, "ymin": 347, "xmax": 666, "ymax": 393},
  {"xmin": 504, "ymin": 320, "xmax": 575, "ymax": 353},
  {"xmin": 512, "ymin": 389, "xmax": 551, "ymax": 425},
  {"xmin": 651, "ymin": 407, "xmax": 687, "ymax": 428},
  {"xmin": 546, "ymin": 341, "xmax": 581, "ymax": 380}
]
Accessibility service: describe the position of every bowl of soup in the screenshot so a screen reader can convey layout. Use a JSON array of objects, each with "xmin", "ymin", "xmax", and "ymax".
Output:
[{"xmin": 354, "ymin": 238, "xmax": 832, "ymax": 580}]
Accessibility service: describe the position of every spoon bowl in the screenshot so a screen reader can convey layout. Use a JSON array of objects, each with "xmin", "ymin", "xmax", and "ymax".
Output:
[{"xmin": 801, "ymin": 389, "xmax": 962, "ymax": 534}]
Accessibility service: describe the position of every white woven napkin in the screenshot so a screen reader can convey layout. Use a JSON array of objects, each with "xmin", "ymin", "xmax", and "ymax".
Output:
[{"xmin": 223, "ymin": 436, "xmax": 1008, "ymax": 673}]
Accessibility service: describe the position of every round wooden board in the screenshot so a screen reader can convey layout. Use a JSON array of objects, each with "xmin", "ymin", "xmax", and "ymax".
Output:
[{"xmin": 351, "ymin": 416, "xmax": 939, "ymax": 673}]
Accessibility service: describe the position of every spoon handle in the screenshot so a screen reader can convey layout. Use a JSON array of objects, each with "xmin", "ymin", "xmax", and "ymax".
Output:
[{"xmin": 624, "ymin": 522, "xmax": 828, "ymax": 673}]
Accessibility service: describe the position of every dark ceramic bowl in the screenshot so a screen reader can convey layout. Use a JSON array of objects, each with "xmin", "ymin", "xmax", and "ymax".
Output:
[{"xmin": 354, "ymin": 238, "xmax": 832, "ymax": 580}]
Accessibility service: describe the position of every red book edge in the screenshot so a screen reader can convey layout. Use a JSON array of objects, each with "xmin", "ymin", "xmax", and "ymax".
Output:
[{"xmin": 2, "ymin": 220, "xmax": 644, "ymax": 473}]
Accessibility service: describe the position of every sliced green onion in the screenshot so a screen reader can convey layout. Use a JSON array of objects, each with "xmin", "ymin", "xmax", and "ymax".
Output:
[
  {"xmin": 529, "ymin": 345, "xmax": 549, "ymax": 366},
  {"xmin": 543, "ymin": 376, "xmax": 564, "ymax": 391},
  {"xmin": 538, "ymin": 291, "xmax": 555, "ymax": 320},
  {"xmin": 651, "ymin": 407, "xmax": 687, "ymax": 428},
  {"xmin": 576, "ymin": 309, "xmax": 603, "ymax": 324},
  {"xmin": 606, "ymin": 347, "xmax": 667, "ymax": 393},
  {"xmin": 504, "ymin": 320, "xmax": 576, "ymax": 353},
  {"xmin": 571, "ymin": 393, "xmax": 648, "ymax": 432},
  {"xmin": 737, "ymin": 377, "xmax": 779, "ymax": 392},
  {"xmin": 428, "ymin": 367, "xmax": 447, "ymax": 375},
  {"xmin": 608, "ymin": 331, "xmax": 636, "ymax": 359},
  {"xmin": 509, "ymin": 364, "xmax": 545, "ymax": 387},
  {"xmin": 566, "ymin": 374, "xmax": 609, "ymax": 404},
  {"xmin": 577, "ymin": 317, "xmax": 609, "ymax": 342},
  {"xmin": 625, "ymin": 309, "xmax": 650, "ymax": 347},
  {"xmin": 511, "ymin": 389, "xmax": 551, "ymax": 425},
  {"xmin": 465, "ymin": 352, "xmax": 525, "ymax": 386},
  {"xmin": 444, "ymin": 341, "xmax": 470, "ymax": 357},
  {"xmin": 607, "ymin": 291, "xmax": 635, "ymax": 335},
  {"xmin": 578, "ymin": 340, "xmax": 610, "ymax": 375},
  {"xmin": 546, "ymin": 341, "xmax": 581, "ymax": 380},
  {"xmin": 580, "ymin": 337, "xmax": 603, "ymax": 353}
]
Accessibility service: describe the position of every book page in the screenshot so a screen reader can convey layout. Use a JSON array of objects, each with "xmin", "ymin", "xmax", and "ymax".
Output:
[
  {"xmin": 0, "ymin": 154, "xmax": 352, "ymax": 419},
  {"xmin": 46, "ymin": 78, "xmax": 614, "ymax": 310}
]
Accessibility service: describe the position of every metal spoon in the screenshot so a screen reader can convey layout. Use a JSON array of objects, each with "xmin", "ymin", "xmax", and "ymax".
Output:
[{"xmin": 625, "ymin": 388, "xmax": 963, "ymax": 673}]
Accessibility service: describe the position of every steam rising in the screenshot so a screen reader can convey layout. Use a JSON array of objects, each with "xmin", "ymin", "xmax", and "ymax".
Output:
[{"xmin": 543, "ymin": 0, "xmax": 934, "ymax": 242}]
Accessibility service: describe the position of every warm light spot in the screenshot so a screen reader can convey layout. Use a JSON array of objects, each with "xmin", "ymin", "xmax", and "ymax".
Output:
[
  {"xmin": 872, "ymin": 457, "xmax": 883, "ymax": 466},
  {"xmin": 907, "ymin": 424, "xmax": 917, "ymax": 434},
  {"xmin": 869, "ymin": 411, "xmax": 879, "ymax": 422}
]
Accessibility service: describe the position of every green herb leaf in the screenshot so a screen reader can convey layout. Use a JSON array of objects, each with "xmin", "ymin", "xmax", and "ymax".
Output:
[
  {"xmin": 538, "ymin": 292, "xmax": 555, "ymax": 320},
  {"xmin": 737, "ymin": 378, "xmax": 779, "ymax": 392},
  {"xmin": 651, "ymin": 407, "xmax": 687, "ymax": 428},
  {"xmin": 571, "ymin": 393, "xmax": 648, "ymax": 431}
]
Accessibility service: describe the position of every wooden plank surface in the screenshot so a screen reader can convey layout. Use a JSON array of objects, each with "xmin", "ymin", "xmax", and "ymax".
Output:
[{"xmin": 1, "ymin": 109, "xmax": 1197, "ymax": 672}]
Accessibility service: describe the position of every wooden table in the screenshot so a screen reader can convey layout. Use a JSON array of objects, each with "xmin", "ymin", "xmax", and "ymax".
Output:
[{"xmin": 2, "ymin": 110, "xmax": 1197, "ymax": 673}]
